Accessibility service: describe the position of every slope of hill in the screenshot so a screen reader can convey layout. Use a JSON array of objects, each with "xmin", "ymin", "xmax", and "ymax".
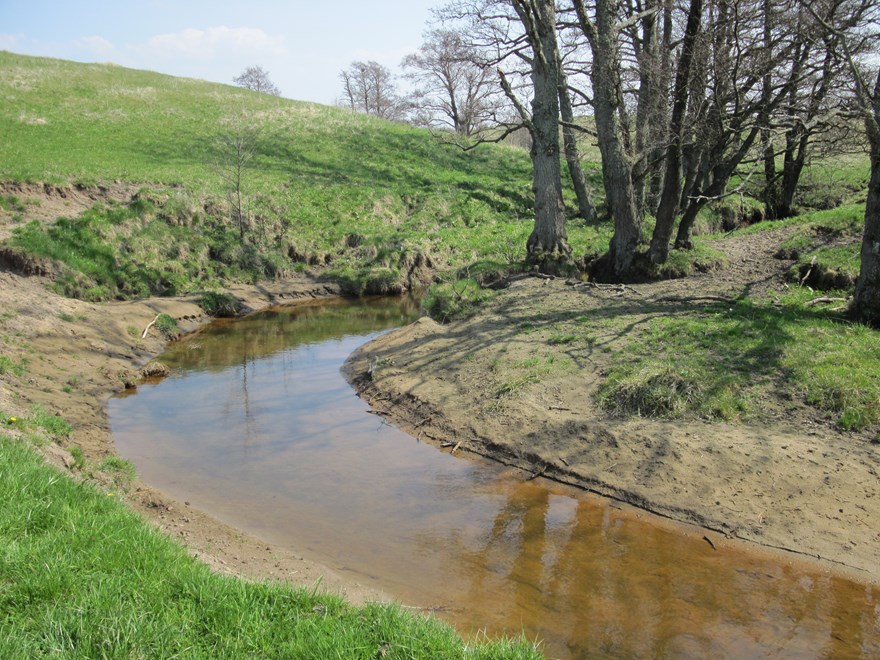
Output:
[{"xmin": 1, "ymin": 50, "xmax": 590, "ymax": 298}]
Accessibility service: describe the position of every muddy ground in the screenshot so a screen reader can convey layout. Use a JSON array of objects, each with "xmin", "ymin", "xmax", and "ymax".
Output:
[{"xmin": 346, "ymin": 228, "xmax": 880, "ymax": 584}]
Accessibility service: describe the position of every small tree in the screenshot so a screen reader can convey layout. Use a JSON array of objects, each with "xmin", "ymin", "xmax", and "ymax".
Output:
[
  {"xmin": 216, "ymin": 115, "xmax": 259, "ymax": 241},
  {"xmin": 233, "ymin": 65, "xmax": 281, "ymax": 96}
]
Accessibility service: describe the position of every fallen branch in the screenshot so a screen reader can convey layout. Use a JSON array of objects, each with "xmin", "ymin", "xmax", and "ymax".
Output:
[
  {"xmin": 451, "ymin": 440, "xmax": 463, "ymax": 453},
  {"xmin": 440, "ymin": 441, "xmax": 455, "ymax": 448},
  {"xmin": 526, "ymin": 465, "xmax": 547, "ymax": 481},
  {"xmin": 799, "ymin": 256, "xmax": 816, "ymax": 287},
  {"xmin": 805, "ymin": 296, "xmax": 848, "ymax": 306},
  {"xmin": 141, "ymin": 313, "xmax": 161, "ymax": 339},
  {"xmin": 567, "ymin": 281, "xmax": 641, "ymax": 296},
  {"xmin": 703, "ymin": 535, "xmax": 717, "ymax": 551},
  {"xmin": 548, "ymin": 405, "xmax": 572, "ymax": 411},
  {"xmin": 655, "ymin": 295, "xmax": 735, "ymax": 304}
]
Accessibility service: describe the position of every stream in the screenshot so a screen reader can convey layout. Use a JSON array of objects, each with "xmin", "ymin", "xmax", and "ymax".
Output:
[{"xmin": 109, "ymin": 297, "xmax": 880, "ymax": 659}]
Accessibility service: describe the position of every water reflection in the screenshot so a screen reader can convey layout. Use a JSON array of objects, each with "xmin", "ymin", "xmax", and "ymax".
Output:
[{"xmin": 110, "ymin": 298, "xmax": 879, "ymax": 659}]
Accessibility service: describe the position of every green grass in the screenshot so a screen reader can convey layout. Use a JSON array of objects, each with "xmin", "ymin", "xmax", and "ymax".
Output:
[
  {"xmin": 154, "ymin": 313, "xmax": 178, "ymax": 339},
  {"xmin": 9, "ymin": 200, "xmax": 244, "ymax": 300},
  {"xmin": 2, "ymin": 52, "xmax": 869, "ymax": 300},
  {"xmin": 0, "ymin": 355, "xmax": 27, "ymax": 377},
  {"xmin": 23, "ymin": 404, "xmax": 73, "ymax": 438},
  {"xmin": 597, "ymin": 293, "xmax": 880, "ymax": 430},
  {"xmin": 649, "ymin": 241, "xmax": 728, "ymax": 279},
  {"xmin": 0, "ymin": 435, "xmax": 541, "ymax": 658},
  {"xmin": 773, "ymin": 204, "xmax": 865, "ymax": 290},
  {"xmin": 200, "ymin": 291, "xmax": 242, "ymax": 317},
  {"xmin": 423, "ymin": 278, "xmax": 495, "ymax": 322}
]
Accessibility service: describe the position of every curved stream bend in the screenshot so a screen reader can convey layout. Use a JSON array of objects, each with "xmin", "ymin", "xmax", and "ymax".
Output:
[{"xmin": 110, "ymin": 298, "xmax": 880, "ymax": 659}]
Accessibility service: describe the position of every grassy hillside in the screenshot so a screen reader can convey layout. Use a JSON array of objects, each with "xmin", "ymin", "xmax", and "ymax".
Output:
[
  {"xmin": 1, "ymin": 51, "xmax": 870, "ymax": 302},
  {"xmin": 0, "ymin": 51, "xmax": 613, "ymax": 298}
]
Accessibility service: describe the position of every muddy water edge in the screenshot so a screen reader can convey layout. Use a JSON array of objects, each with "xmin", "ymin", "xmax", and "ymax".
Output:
[{"xmin": 109, "ymin": 297, "xmax": 880, "ymax": 659}]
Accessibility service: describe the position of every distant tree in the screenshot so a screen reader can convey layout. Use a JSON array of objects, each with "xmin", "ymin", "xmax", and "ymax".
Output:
[
  {"xmin": 339, "ymin": 61, "xmax": 405, "ymax": 120},
  {"xmin": 233, "ymin": 65, "xmax": 281, "ymax": 96},
  {"xmin": 401, "ymin": 29, "xmax": 496, "ymax": 136}
]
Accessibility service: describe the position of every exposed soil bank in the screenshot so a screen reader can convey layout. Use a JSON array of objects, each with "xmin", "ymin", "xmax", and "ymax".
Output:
[
  {"xmin": 345, "ymin": 229, "xmax": 880, "ymax": 583},
  {"xmin": 0, "ymin": 266, "xmax": 393, "ymax": 605}
]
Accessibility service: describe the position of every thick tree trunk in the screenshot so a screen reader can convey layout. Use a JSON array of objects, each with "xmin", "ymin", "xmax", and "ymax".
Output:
[
  {"xmin": 519, "ymin": 0, "xmax": 571, "ymax": 272},
  {"xmin": 854, "ymin": 154, "xmax": 880, "ymax": 326},
  {"xmin": 775, "ymin": 133, "xmax": 808, "ymax": 218},
  {"xmin": 649, "ymin": 0, "xmax": 703, "ymax": 264},
  {"xmin": 853, "ymin": 71, "xmax": 880, "ymax": 327},
  {"xmin": 577, "ymin": 0, "xmax": 642, "ymax": 277}
]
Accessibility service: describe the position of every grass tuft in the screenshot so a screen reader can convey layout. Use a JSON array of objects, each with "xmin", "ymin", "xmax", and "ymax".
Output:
[{"xmin": 423, "ymin": 278, "xmax": 494, "ymax": 323}]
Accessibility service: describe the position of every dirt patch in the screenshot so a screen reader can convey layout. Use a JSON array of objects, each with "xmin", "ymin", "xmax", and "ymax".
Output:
[
  {"xmin": 0, "ymin": 268, "xmax": 389, "ymax": 605},
  {"xmin": 345, "ymin": 228, "xmax": 880, "ymax": 583}
]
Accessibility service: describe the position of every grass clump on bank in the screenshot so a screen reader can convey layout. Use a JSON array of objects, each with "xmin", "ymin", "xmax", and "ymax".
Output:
[
  {"xmin": 423, "ymin": 278, "xmax": 495, "ymax": 323},
  {"xmin": 0, "ymin": 354, "xmax": 28, "ymax": 377},
  {"xmin": 597, "ymin": 293, "xmax": 880, "ymax": 431},
  {"xmin": 772, "ymin": 204, "xmax": 864, "ymax": 291},
  {"xmin": 200, "ymin": 291, "xmax": 242, "ymax": 317},
  {"xmin": 0, "ymin": 435, "xmax": 541, "ymax": 658}
]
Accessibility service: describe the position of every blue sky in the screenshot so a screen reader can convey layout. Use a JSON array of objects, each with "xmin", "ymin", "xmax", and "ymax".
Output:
[{"xmin": 0, "ymin": 0, "xmax": 440, "ymax": 104}]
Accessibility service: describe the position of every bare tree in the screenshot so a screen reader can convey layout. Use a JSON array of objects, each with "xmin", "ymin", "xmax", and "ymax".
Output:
[
  {"xmin": 216, "ymin": 115, "xmax": 258, "ymax": 241},
  {"xmin": 339, "ymin": 61, "xmax": 405, "ymax": 120},
  {"xmin": 402, "ymin": 29, "xmax": 497, "ymax": 135},
  {"xmin": 233, "ymin": 65, "xmax": 281, "ymax": 96},
  {"xmin": 855, "ymin": 65, "xmax": 880, "ymax": 326},
  {"xmin": 436, "ymin": 0, "xmax": 579, "ymax": 271},
  {"xmin": 671, "ymin": 0, "xmax": 807, "ymax": 249}
]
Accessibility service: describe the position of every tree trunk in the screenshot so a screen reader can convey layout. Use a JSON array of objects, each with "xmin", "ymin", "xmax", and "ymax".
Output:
[
  {"xmin": 558, "ymin": 65, "xmax": 596, "ymax": 222},
  {"xmin": 576, "ymin": 0, "xmax": 641, "ymax": 277},
  {"xmin": 518, "ymin": 0, "xmax": 571, "ymax": 272},
  {"xmin": 775, "ymin": 131, "xmax": 808, "ymax": 218},
  {"xmin": 649, "ymin": 0, "xmax": 703, "ymax": 264},
  {"xmin": 853, "ymin": 153, "xmax": 880, "ymax": 326},
  {"xmin": 853, "ymin": 70, "xmax": 880, "ymax": 327}
]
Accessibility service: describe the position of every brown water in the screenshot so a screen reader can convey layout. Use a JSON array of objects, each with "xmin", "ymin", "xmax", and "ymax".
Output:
[{"xmin": 109, "ymin": 298, "xmax": 880, "ymax": 659}]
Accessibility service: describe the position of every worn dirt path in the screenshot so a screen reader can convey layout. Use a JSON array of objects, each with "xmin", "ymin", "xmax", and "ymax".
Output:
[{"xmin": 346, "ymin": 228, "xmax": 880, "ymax": 583}]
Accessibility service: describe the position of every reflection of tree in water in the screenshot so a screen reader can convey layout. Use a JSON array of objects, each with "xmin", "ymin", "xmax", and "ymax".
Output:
[
  {"xmin": 164, "ymin": 298, "xmax": 420, "ymax": 372},
  {"xmin": 413, "ymin": 472, "xmax": 880, "ymax": 658}
]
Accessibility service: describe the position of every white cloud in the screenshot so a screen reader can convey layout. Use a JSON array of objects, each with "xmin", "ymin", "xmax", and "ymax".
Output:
[
  {"xmin": 0, "ymin": 33, "xmax": 22, "ymax": 51},
  {"xmin": 147, "ymin": 26, "xmax": 285, "ymax": 61},
  {"xmin": 76, "ymin": 35, "xmax": 116, "ymax": 59}
]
